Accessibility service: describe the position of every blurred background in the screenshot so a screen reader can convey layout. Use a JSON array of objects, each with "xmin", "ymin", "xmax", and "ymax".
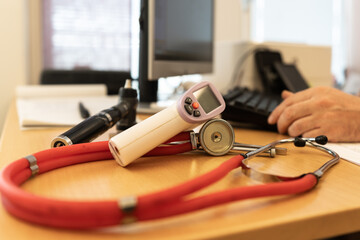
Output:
[{"xmin": 1, "ymin": 0, "xmax": 359, "ymax": 135}]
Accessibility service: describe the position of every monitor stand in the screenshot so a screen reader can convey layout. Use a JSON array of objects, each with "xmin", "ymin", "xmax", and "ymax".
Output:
[{"xmin": 137, "ymin": 77, "xmax": 175, "ymax": 114}]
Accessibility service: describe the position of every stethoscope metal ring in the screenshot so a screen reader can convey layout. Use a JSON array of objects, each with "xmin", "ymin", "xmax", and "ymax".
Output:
[{"xmin": 199, "ymin": 119, "xmax": 234, "ymax": 156}]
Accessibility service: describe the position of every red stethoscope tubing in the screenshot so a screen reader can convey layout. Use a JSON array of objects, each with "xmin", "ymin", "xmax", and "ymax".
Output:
[
  {"xmin": 0, "ymin": 140, "xmax": 318, "ymax": 229},
  {"xmin": 144, "ymin": 131, "xmax": 193, "ymax": 156}
]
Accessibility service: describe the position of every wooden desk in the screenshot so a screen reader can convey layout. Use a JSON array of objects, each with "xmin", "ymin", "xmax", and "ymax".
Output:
[{"xmin": 1, "ymin": 101, "xmax": 360, "ymax": 240}]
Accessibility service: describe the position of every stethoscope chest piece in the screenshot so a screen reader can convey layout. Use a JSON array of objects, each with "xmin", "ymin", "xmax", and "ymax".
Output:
[{"xmin": 199, "ymin": 119, "xmax": 235, "ymax": 156}]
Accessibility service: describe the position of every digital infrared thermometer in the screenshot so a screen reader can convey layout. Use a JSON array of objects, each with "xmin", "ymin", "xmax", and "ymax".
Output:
[{"xmin": 109, "ymin": 81, "xmax": 226, "ymax": 167}]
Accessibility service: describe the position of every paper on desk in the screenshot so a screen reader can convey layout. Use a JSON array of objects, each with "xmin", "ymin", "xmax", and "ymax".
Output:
[
  {"xmin": 16, "ymin": 85, "xmax": 118, "ymax": 129},
  {"xmin": 16, "ymin": 84, "xmax": 108, "ymax": 98},
  {"xmin": 326, "ymin": 143, "xmax": 360, "ymax": 165}
]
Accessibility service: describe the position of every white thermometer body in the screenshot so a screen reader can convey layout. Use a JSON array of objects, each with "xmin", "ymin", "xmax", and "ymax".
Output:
[{"xmin": 109, "ymin": 81, "xmax": 225, "ymax": 166}]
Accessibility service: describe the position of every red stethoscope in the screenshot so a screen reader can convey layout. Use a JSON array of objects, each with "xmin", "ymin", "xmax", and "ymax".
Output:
[{"xmin": 0, "ymin": 119, "xmax": 339, "ymax": 229}]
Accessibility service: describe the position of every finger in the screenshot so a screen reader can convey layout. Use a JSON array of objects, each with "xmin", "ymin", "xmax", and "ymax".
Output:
[
  {"xmin": 301, "ymin": 111, "xmax": 359, "ymax": 142},
  {"xmin": 268, "ymin": 100, "xmax": 288, "ymax": 124},
  {"xmin": 281, "ymin": 90, "xmax": 294, "ymax": 99},
  {"xmin": 268, "ymin": 89, "xmax": 313, "ymax": 124},
  {"xmin": 287, "ymin": 114, "xmax": 319, "ymax": 137},
  {"xmin": 276, "ymin": 99, "xmax": 315, "ymax": 134},
  {"xmin": 302, "ymin": 128, "xmax": 325, "ymax": 139},
  {"xmin": 268, "ymin": 91, "xmax": 293, "ymax": 124},
  {"xmin": 302, "ymin": 126, "xmax": 348, "ymax": 142},
  {"xmin": 298, "ymin": 112, "xmax": 343, "ymax": 142}
]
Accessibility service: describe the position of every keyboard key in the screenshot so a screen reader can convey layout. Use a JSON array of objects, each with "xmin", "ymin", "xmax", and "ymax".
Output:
[
  {"xmin": 267, "ymin": 99, "xmax": 280, "ymax": 113},
  {"xmin": 246, "ymin": 92, "xmax": 262, "ymax": 109},
  {"xmin": 223, "ymin": 87, "xmax": 244, "ymax": 102},
  {"xmin": 222, "ymin": 87, "xmax": 281, "ymax": 131},
  {"xmin": 256, "ymin": 96, "xmax": 270, "ymax": 113},
  {"xmin": 234, "ymin": 90, "xmax": 253, "ymax": 106}
]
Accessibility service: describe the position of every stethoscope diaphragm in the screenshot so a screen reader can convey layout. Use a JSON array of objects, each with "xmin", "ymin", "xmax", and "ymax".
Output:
[{"xmin": 199, "ymin": 119, "xmax": 235, "ymax": 156}]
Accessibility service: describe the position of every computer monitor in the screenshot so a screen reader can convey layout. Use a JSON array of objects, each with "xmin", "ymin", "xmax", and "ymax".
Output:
[{"xmin": 138, "ymin": 0, "xmax": 214, "ymax": 103}]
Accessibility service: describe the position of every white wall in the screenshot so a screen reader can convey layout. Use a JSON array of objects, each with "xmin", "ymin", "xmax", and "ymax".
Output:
[
  {"xmin": 214, "ymin": 0, "xmax": 247, "ymax": 42},
  {"xmin": 346, "ymin": 0, "xmax": 360, "ymax": 70},
  {"xmin": 203, "ymin": 0, "xmax": 250, "ymax": 92},
  {"xmin": 251, "ymin": 0, "xmax": 333, "ymax": 45},
  {"xmin": 0, "ymin": 1, "xmax": 28, "ymax": 135}
]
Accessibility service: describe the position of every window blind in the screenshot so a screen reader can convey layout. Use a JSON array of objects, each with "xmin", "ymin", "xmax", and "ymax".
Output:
[{"xmin": 42, "ymin": 0, "xmax": 132, "ymax": 71}]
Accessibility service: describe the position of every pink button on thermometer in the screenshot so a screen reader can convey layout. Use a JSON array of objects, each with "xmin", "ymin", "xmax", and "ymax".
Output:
[{"xmin": 109, "ymin": 81, "xmax": 225, "ymax": 167}]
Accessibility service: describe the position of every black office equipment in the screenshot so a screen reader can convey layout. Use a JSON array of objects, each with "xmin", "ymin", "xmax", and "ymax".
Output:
[
  {"xmin": 255, "ymin": 49, "xmax": 309, "ymax": 94},
  {"xmin": 40, "ymin": 70, "xmax": 131, "ymax": 95},
  {"xmin": 273, "ymin": 62, "xmax": 309, "ymax": 92},
  {"xmin": 255, "ymin": 50, "xmax": 285, "ymax": 95},
  {"xmin": 222, "ymin": 49, "xmax": 309, "ymax": 130},
  {"xmin": 222, "ymin": 87, "xmax": 281, "ymax": 130},
  {"xmin": 51, "ymin": 81, "xmax": 138, "ymax": 148}
]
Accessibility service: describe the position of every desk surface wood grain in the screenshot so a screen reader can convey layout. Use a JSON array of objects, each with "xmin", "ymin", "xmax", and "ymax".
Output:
[{"xmin": 1, "ymin": 101, "xmax": 360, "ymax": 240}]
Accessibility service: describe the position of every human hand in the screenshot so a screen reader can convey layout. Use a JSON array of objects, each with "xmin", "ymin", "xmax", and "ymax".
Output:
[{"xmin": 267, "ymin": 86, "xmax": 360, "ymax": 142}]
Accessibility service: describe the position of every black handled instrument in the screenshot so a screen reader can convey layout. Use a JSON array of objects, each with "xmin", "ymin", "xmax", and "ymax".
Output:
[{"xmin": 51, "ymin": 80, "xmax": 138, "ymax": 148}]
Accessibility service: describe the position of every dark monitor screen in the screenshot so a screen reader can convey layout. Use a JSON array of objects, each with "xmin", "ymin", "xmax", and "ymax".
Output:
[
  {"xmin": 148, "ymin": 0, "xmax": 214, "ymax": 80},
  {"xmin": 154, "ymin": 0, "xmax": 213, "ymax": 62},
  {"xmin": 138, "ymin": 0, "xmax": 214, "ymax": 103}
]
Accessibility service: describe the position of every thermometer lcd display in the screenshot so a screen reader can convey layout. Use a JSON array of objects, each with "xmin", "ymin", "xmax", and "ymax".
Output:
[{"xmin": 193, "ymin": 86, "xmax": 221, "ymax": 113}]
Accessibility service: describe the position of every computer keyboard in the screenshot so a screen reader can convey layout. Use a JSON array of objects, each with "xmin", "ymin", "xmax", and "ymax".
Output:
[{"xmin": 221, "ymin": 87, "xmax": 282, "ymax": 131}]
